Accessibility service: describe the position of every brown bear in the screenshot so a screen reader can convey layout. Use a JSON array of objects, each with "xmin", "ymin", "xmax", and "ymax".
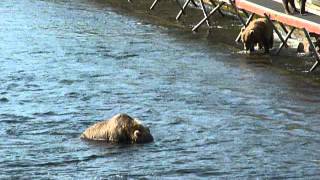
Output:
[
  {"xmin": 80, "ymin": 113, "xmax": 153, "ymax": 144},
  {"xmin": 241, "ymin": 18, "xmax": 274, "ymax": 54}
]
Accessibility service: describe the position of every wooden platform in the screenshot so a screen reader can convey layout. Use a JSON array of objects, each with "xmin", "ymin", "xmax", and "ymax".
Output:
[
  {"xmin": 149, "ymin": 0, "xmax": 320, "ymax": 71},
  {"xmin": 235, "ymin": 0, "xmax": 320, "ymax": 34}
]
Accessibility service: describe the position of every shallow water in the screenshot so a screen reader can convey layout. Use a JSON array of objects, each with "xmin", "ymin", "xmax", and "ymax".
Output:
[{"xmin": 1, "ymin": 0, "xmax": 320, "ymax": 179}]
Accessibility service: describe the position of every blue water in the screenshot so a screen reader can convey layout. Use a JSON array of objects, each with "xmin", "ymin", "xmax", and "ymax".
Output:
[{"xmin": 1, "ymin": 0, "xmax": 320, "ymax": 179}]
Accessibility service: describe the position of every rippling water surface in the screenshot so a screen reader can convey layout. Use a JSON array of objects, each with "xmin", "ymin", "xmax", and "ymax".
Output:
[{"xmin": 1, "ymin": 0, "xmax": 320, "ymax": 179}]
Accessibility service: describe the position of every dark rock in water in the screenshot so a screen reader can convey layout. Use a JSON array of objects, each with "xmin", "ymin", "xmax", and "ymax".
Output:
[
  {"xmin": 297, "ymin": 38, "xmax": 320, "ymax": 54},
  {"xmin": 0, "ymin": 97, "xmax": 9, "ymax": 102},
  {"xmin": 297, "ymin": 42, "xmax": 305, "ymax": 53}
]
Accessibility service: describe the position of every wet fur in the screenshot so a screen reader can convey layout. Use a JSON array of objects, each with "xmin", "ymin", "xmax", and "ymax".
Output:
[
  {"xmin": 81, "ymin": 113, "xmax": 153, "ymax": 144},
  {"xmin": 241, "ymin": 18, "xmax": 274, "ymax": 53}
]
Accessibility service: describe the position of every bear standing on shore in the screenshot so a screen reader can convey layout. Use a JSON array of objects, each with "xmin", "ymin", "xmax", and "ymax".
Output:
[
  {"xmin": 81, "ymin": 113, "xmax": 153, "ymax": 144},
  {"xmin": 241, "ymin": 18, "xmax": 274, "ymax": 54}
]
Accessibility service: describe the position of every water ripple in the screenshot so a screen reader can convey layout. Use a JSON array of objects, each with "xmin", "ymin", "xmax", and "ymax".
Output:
[{"xmin": 1, "ymin": 0, "xmax": 320, "ymax": 178}]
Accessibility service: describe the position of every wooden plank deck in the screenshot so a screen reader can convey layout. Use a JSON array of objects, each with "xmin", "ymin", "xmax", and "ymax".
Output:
[
  {"xmin": 272, "ymin": 0, "xmax": 320, "ymax": 16},
  {"xmin": 201, "ymin": 0, "xmax": 320, "ymax": 34},
  {"xmin": 234, "ymin": 0, "xmax": 320, "ymax": 34}
]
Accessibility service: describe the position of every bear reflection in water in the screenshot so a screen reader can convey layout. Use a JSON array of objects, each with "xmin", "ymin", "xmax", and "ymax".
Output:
[{"xmin": 81, "ymin": 113, "xmax": 153, "ymax": 144}]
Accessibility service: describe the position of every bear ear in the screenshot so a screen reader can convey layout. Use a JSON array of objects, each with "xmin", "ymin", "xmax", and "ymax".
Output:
[{"xmin": 134, "ymin": 130, "xmax": 142, "ymax": 137}]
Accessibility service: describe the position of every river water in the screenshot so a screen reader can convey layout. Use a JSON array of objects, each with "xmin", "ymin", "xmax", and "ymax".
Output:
[{"xmin": 1, "ymin": 0, "xmax": 320, "ymax": 179}]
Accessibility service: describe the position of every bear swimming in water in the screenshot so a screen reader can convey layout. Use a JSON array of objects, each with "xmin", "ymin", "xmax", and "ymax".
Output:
[
  {"xmin": 81, "ymin": 113, "xmax": 153, "ymax": 144},
  {"xmin": 241, "ymin": 18, "xmax": 274, "ymax": 54}
]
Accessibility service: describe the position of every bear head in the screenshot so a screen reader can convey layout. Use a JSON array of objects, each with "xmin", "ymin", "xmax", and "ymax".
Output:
[
  {"xmin": 241, "ymin": 28, "xmax": 255, "ymax": 52},
  {"xmin": 130, "ymin": 119, "xmax": 154, "ymax": 144}
]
